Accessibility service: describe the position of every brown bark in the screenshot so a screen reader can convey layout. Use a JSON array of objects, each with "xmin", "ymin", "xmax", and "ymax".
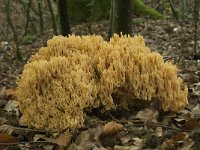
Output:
[
  {"xmin": 109, "ymin": 0, "xmax": 133, "ymax": 39},
  {"xmin": 58, "ymin": 0, "xmax": 71, "ymax": 36}
]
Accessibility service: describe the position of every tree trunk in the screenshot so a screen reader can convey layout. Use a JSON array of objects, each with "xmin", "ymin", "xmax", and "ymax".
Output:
[
  {"xmin": 109, "ymin": 0, "xmax": 133, "ymax": 38},
  {"xmin": 58, "ymin": 0, "xmax": 71, "ymax": 36}
]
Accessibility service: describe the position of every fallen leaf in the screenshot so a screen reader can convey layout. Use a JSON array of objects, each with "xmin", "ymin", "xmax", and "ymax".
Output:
[
  {"xmin": 192, "ymin": 141, "xmax": 200, "ymax": 150},
  {"xmin": 171, "ymin": 132, "xmax": 188, "ymax": 143},
  {"xmin": 4, "ymin": 100, "xmax": 18, "ymax": 111},
  {"xmin": 120, "ymin": 136, "xmax": 131, "ymax": 145},
  {"xmin": 159, "ymin": 140, "xmax": 175, "ymax": 150},
  {"xmin": 114, "ymin": 145, "xmax": 142, "ymax": 150},
  {"xmin": 190, "ymin": 82, "xmax": 200, "ymax": 96},
  {"xmin": 75, "ymin": 130, "xmax": 91, "ymax": 146},
  {"xmin": 190, "ymin": 104, "xmax": 200, "ymax": 119},
  {"xmin": 0, "ymin": 118, "xmax": 7, "ymax": 126},
  {"xmin": 173, "ymin": 118, "xmax": 186, "ymax": 127},
  {"xmin": 43, "ymin": 145, "xmax": 54, "ymax": 150},
  {"xmin": 0, "ymin": 124, "xmax": 16, "ymax": 134},
  {"xmin": 0, "ymin": 87, "xmax": 6, "ymax": 99},
  {"xmin": 132, "ymin": 137, "xmax": 143, "ymax": 147},
  {"xmin": 136, "ymin": 108, "xmax": 158, "ymax": 122},
  {"xmin": 190, "ymin": 130, "xmax": 200, "ymax": 142},
  {"xmin": 183, "ymin": 118, "xmax": 200, "ymax": 130},
  {"xmin": 33, "ymin": 134, "xmax": 46, "ymax": 141},
  {"xmin": 92, "ymin": 125, "xmax": 103, "ymax": 141},
  {"xmin": 92, "ymin": 146, "xmax": 102, "ymax": 150},
  {"xmin": 51, "ymin": 133, "xmax": 72, "ymax": 147},
  {"xmin": 180, "ymin": 73, "xmax": 199, "ymax": 84},
  {"xmin": 3, "ymin": 100, "xmax": 19, "ymax": 116},
  {"xmin": 155, "ymin": 127, "xmax": 163, "ymax": 137},
  {"xmin": 145, "ymin": 134, "xmax": 160, "ymax": 148},
  {"xmin": 114, "ymin": 145, "xmax": 131, "ymax": 150},
  {"xmin": 0, "ymin": 133, "xmax": 17, "ymax": 143},
  {"xmin": 179, "ymin": 139, "xmax": 194, "ymax": 150},
  {"xmin": 93, "ymin": 146, "xmax": 108, "ymax": 150},
  {"xmin": 5, "ymin": 88, "xmax": 16, "ymax": 98},
  {"xmin": 101, "ymin": 121, "xmax": 124, "ymax": 137},
  {"xmin": 34, "ymin": 133, "xmax": 72, "ymax": 147}
]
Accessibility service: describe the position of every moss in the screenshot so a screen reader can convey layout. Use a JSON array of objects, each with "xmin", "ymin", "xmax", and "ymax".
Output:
[
  {"xmin": 67, "ymin": 0, "xmax": 165, "ymax": 23},
  {"xmin": 134, "ymin": 0, "xmax": 165, "ymax": 19}
]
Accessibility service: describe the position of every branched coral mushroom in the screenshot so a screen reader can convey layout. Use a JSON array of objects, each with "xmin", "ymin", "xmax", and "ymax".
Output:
[{"xmin": 17, "ymin": 34, "xmax": 188, "ymax": 132}]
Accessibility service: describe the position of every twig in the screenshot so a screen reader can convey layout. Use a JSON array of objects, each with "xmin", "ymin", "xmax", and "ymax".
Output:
[
  {"xmin": 2, "ymin": 124, "xmax": 62, "ymax": 134},
  {"xmin": 24, "ymin": 0, "xmax": 32, "ymax": 36},
  {"xmin": 13, "ymin": 126, "xmax": 47, "ymax": 133},
  {"xmin": 0, "ymin": 141, "xmax": 54, "ymax": 146},
  {"xmin": 88, "ymin": 0, "xmax": 97, "ymax": 34},
  {"xmin": 111, "ymin": 117, "xmax": 192, "ymax": 132},
  {"xmin": 167, "ymin": 0, "xmax": 179, "ymax": 20},
  {"xmin": 194, "ymin": 0, "xmax": 199, "ymax": 60}
]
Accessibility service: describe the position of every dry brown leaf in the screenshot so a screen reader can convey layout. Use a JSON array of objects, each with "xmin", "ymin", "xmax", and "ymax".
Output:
[
  {"xmin": 0, "ymin": 124, "xmax": 16, "ymax": 134},
  {"xmin": 179, "ymin": 139, "xmax": 194, "ymax": 150},
  {"xmin": 155, "ymin": 127, "xmax": 163, "ymax": 137},
  {"xmin": 159, "ymin": 139, "xmax": 175, "ymax": 150},
  {"xmin": 0, "ymin": 118, "xmax": 7, "ymax": 126},
  {"xmin": 171, "ymin": 132, "xmax": 188, "ymax": 143},
  {"xmin": 192, "ymin": 141, "xmax": 200, "ymax": 150},
  {"xmin": 89, "ymin": 146, "xmax": 108, "ymax": 150},
  {"xmin": 190, "ymin": 104, "xmax": 200, "ymax": 119},
  {"xmin": 43, "ymin": 145, "xmax": 54, "ymax": 150},
  {"xmin": 0, "ymin": 133, "xmax": 17, "ymax": 143},
  {"xmin": 93, "ymin": 146, "xmax": 108, "ymax": 150},
  {"xmin": 75, "ymin": 130, "xmax": 91, "ymax": 145},
  {"xmin": 190, "ymin": 83, "xmax": 200, "ymax": 96},
  {"xmin": 36, "ymin": 133, "xmax": 72, "ymax": 147},
  {"xmin": 92, "ymin": 125, "xmax": 103, "ymax": 141},
  {"xmin": 114, "ymin": 145, "xmax": 131, "ymax": 150},
  {"xmin": 33, "ymin": 134, "xmax": 46, "ymax": 141},
  {"xmin": 173, "ymin": 118, "xmax": 187, "ymax": 128},
  {"xmin": 114, "ymin": 145, "xmax": 142, "ymax": 150},
  {"xmin": 101, "ymin": 121, "xmax": 124, "ymax": 137},
  {"xmin": 180, "ymin": 73, "xmax": 199, "ymax": 84},
  {"xmin": 132, "ymin": 137, "xmax": 143, "ymax": 147},
  {"xmin": 4, "ymin": 100, "xmax": 19, "ymax": 111},
  {"xmin": 52, "ymin": 133, "xmax": 72, "ymax": 147},
  {"xmin": 5, "ymin": 88, "xmax": 16, "ymax": 98},
  {"xmin": 0, "ymin": 87, "xmax": 6, "ymax": 99},
  {"xmin": 183, "ymin": 118, "xmax": 200, "ymax": 130},
  {"xmin": 4, "ymin": 100, "xmax": 19, "ymax": 116},
  {"xmin": 120, "ymin": 136, "xmax": 131, "ymax": 145},
  {"xmin": 136, "ymin": 108, "xmax": 158, "ymax": 122}
]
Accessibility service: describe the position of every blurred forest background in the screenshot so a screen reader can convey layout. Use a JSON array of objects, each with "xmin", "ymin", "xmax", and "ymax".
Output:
[{"xmin": 0, "ymin": 0, "xmax": 199, "ymax": 87}]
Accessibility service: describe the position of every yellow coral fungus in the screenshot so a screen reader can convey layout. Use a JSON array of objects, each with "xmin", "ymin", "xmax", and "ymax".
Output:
[{"xmin": 17, "ymin": 34, "xmax": 188, "ymax": 132}]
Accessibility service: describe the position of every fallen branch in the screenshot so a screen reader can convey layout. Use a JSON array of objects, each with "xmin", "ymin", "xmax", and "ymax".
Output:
[
  {"xmin": 0, "ymin": 141, "xmax": 54, "ymax": 146},
  {"xmin": 111, "ymin": 118, "xmax": 192, "ymax": 132}
]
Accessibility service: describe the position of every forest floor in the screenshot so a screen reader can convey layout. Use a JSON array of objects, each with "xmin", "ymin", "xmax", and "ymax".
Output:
[{"xmin": 0, "ymin": 20, "xmax": 200, "ymax": 150}]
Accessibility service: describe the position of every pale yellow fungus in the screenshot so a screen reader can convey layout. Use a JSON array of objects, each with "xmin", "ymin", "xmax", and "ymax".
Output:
[{"xmin": 17, "ymin": 34, "xmax": 188, "ymax": 132}]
